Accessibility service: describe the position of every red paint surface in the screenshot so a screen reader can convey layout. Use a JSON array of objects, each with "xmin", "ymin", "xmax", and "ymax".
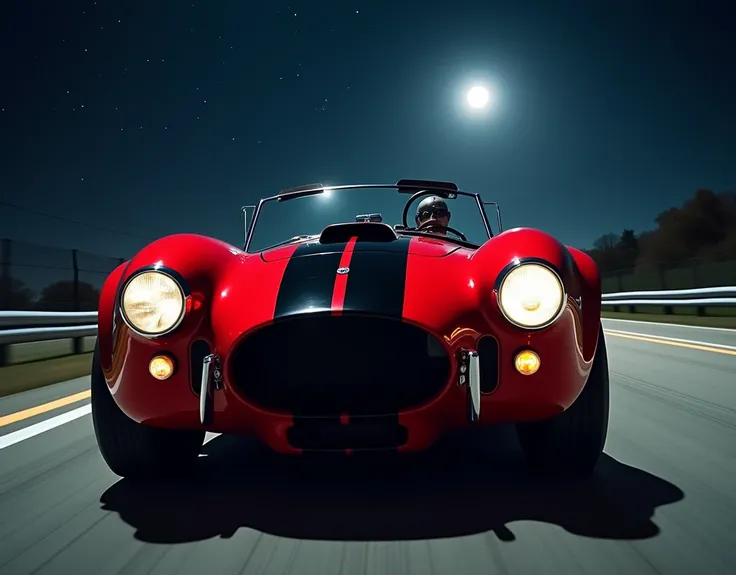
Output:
[{"xmin": 99, "ymin": 228, "xmax": 602, "ymax": 455}]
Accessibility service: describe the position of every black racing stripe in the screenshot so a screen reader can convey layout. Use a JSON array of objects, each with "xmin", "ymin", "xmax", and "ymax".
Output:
[
  {"xmin": 343, "ymin": 237, "xmax": 411, "ymax": 318},
  {"xmin": 294, "ymin": 240, "xmax": 347, "ymax": 255},
  {"xmin": 274, "ymin": 243, "xmax": 343, "ymax": 318},
  {"xmin": 352, "ymin": 236, "xmax": 413, "ymax": 253}
]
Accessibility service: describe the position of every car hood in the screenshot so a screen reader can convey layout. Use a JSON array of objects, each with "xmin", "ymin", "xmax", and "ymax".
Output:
[{"xmin": 260, "ymin": 234, "xmax": 464, "ymax": 262}]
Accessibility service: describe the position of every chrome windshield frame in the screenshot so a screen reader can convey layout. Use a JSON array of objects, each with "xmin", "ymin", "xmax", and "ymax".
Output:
[{"xmin": 242, "ymin": 182, "xmax": 501, "ymax": 253}]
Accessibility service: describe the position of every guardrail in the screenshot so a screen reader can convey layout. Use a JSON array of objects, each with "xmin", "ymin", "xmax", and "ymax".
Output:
[
  {"xmin": 601, "ymin": 286, "xmax": 736, "ymax": 315},
  {"xmin": 0, "ymin": 286, "xmax": 734, "ymax": 366},
  {"xmin": 0, "ymin": 311, "xmax": 98, "ymax": 366}
]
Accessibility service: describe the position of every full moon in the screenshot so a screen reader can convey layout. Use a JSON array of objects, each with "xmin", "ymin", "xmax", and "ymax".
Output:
[{"xmin": 467, "ymin": 86, "xmax": 490, "ymax": 109}]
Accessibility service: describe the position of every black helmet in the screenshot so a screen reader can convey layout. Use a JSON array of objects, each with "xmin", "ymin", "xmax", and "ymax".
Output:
[{"xmin": 415, "ymin": 195, "xmax": 451, "ymax": 226}]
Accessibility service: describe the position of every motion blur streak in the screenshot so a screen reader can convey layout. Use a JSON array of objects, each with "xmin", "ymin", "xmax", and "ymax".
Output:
[{"xmin": 0, "ymin": 319, "xmax": 734, "ymax": 574}]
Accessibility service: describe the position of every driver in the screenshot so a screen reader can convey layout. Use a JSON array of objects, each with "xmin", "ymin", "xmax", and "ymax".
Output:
[{"xmin": 415, "ymin": 196, "xmax": 451, "ymax": 235}]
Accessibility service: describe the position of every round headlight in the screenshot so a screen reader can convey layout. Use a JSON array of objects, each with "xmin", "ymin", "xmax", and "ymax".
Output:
[
  {"xmin": 121, "ymin": 270, "xmax": 186, "ymax": 336},
  {"xmin": 497, "ymin": 262, "xmax": 565, "ymax": 329}
]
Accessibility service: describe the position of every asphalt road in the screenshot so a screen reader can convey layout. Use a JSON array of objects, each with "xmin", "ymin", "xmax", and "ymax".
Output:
[{"xmin": 0, "ymin": 318, "xmax": 734, "ymax": 575}]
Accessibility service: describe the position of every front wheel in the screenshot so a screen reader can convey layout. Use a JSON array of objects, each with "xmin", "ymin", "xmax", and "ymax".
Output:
[
  {"xmin": 91, "ymin": 342, "xmax": 205, "ymax": 480},
  {"xmin": 516, "ymin": 326, "xmax": 610, "ymax": 476}
]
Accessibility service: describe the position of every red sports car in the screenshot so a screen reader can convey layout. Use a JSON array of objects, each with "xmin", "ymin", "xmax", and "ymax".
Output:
[{"xmin": 92, "ymin": 179, "xmax": 609, "ymax": 479}]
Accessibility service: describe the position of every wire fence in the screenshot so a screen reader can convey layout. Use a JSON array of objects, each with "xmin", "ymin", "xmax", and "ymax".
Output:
[
  {"xmin": 0, "ymin": 239, "xmax": 125, "ymax": 312},
  {"xmin": 600, "ymin": 258, "xmax": 736, "ymax": 293},
  {"xmin": 1, "ymin": 238, "xmax": 736, "ymax": 312}
]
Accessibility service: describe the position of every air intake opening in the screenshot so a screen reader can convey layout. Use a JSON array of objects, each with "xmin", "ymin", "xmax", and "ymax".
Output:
[
  {"xmin": 228, "ymin": 314, "xmax": 450, "ymax": 416},
  {"xmin": 478, "ymin": 335, "xmax": 500, "ymax": 393}
]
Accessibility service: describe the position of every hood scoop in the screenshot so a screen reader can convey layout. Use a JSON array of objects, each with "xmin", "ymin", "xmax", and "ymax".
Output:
[
  {"xmin": 261, "ymin": 223, "xmax": 466, "ymax": 262},
  {"xmin": 319, "ymin": 222, "xmax": 398, "ymax": 244}
]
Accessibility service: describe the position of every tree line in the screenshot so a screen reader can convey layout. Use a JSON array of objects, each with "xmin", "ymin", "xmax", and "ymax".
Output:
[
  {"xmin": 583, "ymin": 188, "xmax": 736, "ymax": 274},
  {"xmin": 1, "ymin": 279, "xmax": 100, "ymax": 312}
]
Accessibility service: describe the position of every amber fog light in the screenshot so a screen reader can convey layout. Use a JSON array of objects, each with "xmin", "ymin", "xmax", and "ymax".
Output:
[
  {"xmin": 514, "ymin": 350, "xmax": 540, "ymax": 376},
  {"xmin": 149, "ymin": 355, "xmax": 175, "ymax": 380}
]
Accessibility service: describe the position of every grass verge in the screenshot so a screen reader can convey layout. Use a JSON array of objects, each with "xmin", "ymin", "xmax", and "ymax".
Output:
[
  {"xmin": 0, "ymin": 354, "xmax": 93, "ymax": 398},
  {"xmin": 602, "ymin": 311, "xmax": 736, "ymax": 329}
]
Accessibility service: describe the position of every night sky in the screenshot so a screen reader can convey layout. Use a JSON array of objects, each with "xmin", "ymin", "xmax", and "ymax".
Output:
[{"xmin": 1, "ymin": 0, "xmax": 734, "ymax": 260}]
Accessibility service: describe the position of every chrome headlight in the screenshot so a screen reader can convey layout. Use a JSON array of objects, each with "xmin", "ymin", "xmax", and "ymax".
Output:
[
  {"xmin": 121, "ymin": 269, "xmax": 186, "ymax": 336},
  {"xmin": 497, "ymin": 262, "xmax": 565, "ymax": 329}
]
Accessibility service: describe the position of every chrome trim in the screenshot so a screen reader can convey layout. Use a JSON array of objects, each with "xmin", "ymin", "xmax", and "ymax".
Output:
[
  {"xmin": 244, "ymin": 197, "xmax": 265, "ymax": 251},
  {"xmin": 483, "ymin": 201, "xmax": 503, "ymax": 234},
  {"xmin": 280, "ymin": 182, "xmax": 324, "ymax": 195},
  {"xmin": 494, "ymin": 257, "xmax": 567, "ymax": 331},
  {"xmin": 243, "ymin": 182, "xmax": 498, "ymax": 252},
  {"xmin": 458, "ymin": 349, "xmax": 481, "ymax": 423},
  {"xmin": 212, "ymin": 355, "xmax": 223, "ymax": 390},
  {"xmin": 200, "ymin": 353, "xmax": 214, "ymax": 425},
  {"xmin": 118, "ymin": 265, "xmax": 190, "ymax": 339},
  {"xmin": 241, "ymin": 205, "xmax": 256, "ymax": 248},
  {"xmin": 467, "ymin": 350, "xmax": 481, "ymax": 423}
]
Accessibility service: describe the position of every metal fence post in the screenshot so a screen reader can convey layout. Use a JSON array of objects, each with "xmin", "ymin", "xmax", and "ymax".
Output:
[
  {"xmin": 71, "ymin": 249, "xmax": 83, "ymax": 353},
  {"xmin": 692, "ymin": 260, "xmax": 707, "ymax": 316},
  {"xmin": 0, "ymin": 240, "xmax": 9, "ymax": 364},
  {"xmin": 72, "ymin": 249, "xmax": 80, "ymax": 312},
  {"xmin": 0, "ymin": 239, "xmax": 11, "ymax": 310},
  {"xmin": 613, "ymin": 273, "xmax": 623, "ymax": 313},
  {"xmin": 658, "ymin": 264, "xmax": 673, "ymax": 314}
]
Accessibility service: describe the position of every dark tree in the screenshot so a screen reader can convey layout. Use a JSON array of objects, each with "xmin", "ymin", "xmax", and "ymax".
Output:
[
  {"xmin": 585, "ymin": 188, "xmax": 736, "ymax": 273},
  {"xmin": 0, "ymin": 278, "xmax": 35, "ymax": 310},
  {"xmin": 637, "ymin": 189, "xmax": 736, "ymax": 266},
  {"xmin": 36, "ymin": 280, "xmax": 100, "ymax": 312}
]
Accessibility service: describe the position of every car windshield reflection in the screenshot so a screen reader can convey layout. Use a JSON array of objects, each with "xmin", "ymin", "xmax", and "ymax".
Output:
[{"xmin": 245, "ymin": 184, "xmax": 497, "ymax": 253}]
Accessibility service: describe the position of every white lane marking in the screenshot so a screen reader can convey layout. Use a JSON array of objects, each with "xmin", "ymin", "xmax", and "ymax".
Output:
[
  {"xmin": 602, "ymin": 317, "xmax": 736, "ymax": 333},
  {"xmin": 199, "ymin": 432, "xmax": 221, "ymax": 456},
  {"xmin": 605, "ymin": 328, "xmax": 736, "ymax": 351},
  {"xmin": 0, "ymin": 405, "xmax": 223, "ymax": 452},
  {"xmin": 0, "ymin": 404, "xmax": 91, "ymax": 450},
  {"xmin": 204, "ymin": 432, "xmax": 220, "ymax": 444}
]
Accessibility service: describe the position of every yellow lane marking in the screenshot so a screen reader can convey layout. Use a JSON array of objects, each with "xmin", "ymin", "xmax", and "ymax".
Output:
[
  {"xmin": 0, "ymin": 390, "xmax": 91, "ymax": 428},
  {"xmin": 606, "ymin": 331, "xmax": 736, "ymax": 357}
]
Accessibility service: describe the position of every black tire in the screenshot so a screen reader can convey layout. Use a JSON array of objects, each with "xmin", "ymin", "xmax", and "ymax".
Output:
[
  {"xmin": 516, "ymin": 326, "xmax": 610, "ymax": 476},
  {"xmin": 91, "ymin": 342, "xmax": 205, "ymax": 480}
]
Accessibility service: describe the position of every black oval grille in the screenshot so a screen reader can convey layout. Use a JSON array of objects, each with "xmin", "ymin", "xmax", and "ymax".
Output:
[{"xmin": 228, "ymin": 314, "xmax": 451, "ymax": 416}]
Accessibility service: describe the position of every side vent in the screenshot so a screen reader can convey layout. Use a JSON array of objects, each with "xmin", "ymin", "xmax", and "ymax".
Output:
[
  {"xmin": 478, "ymin": 336, "xmax": 500, "ymax": 393},
  {"xmin": 190, "ymin": 339, "xmax": 212, "ymax": 395}
]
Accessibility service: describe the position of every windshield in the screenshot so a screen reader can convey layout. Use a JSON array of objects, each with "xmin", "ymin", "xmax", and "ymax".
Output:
[{"xmin": 245, "ymin": 186, "xmax": 496, "ymax": 253}]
